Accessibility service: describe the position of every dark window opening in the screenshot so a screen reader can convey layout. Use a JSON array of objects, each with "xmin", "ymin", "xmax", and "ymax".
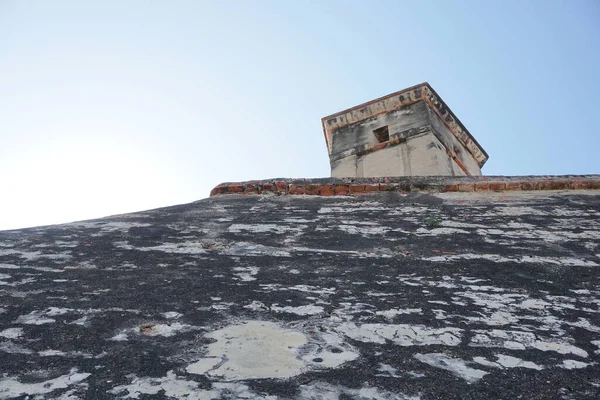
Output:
[{"xmin": 373, "ymin": 126, "xmax": 389, "ymax": 143}]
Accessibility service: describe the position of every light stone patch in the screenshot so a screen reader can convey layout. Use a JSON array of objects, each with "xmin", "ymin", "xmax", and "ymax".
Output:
[
  {"xmin": 0, "ymin": 342, "xmax": 33, "ymax": 354},
  {"xmin": 15, "ymin": 307, "xmax": 72, "ymax": 325},
  {"xmin": 375, "ymin": 308, "xmax": 422, "ymax": 319},
  {"xmin": 110, "ymin": 322, "xmax": 194, "ymax": 340},
  {"xmin": 376, "ymin": 363, "xmax": 400, "ymax": 377},
  {"xmin": 472, "ymin": 356, "xmax": 501, "ymax": 368},
  {"xmin": 143, "ymin": 323, "xmax": 192, "ymax": 337},
  {"xmin": 283, "ymin": 218, "xmax": 313, "ymax": 223},
  {"xmin": 0, "ymin": 249, "xmax": 72, "ymax": 262},
  {"xmin": 39, "ymin": 349, "xmax": 68, "ymax": 357},
  {"xmin": 415, "ymin": 227, "xmax": 470, "ymax": 236},
  {"xmin": 0, "ymin": 327, "xmax": 23, "ymax": 339},
  {"xmin": 423, "ymin": 253, "xmax": 598, "ymax": 267},
  {"xmin": 561, "ymin": 360, "xmax": 594, "ymax": 369},
  {"xmin": 292, "ymin": 246, "xmax": 393, "ymax": 258},
  {"xmin": 108, "ymin": 333, "xmax": 128, "ymax": 342},
  {"xmin": 187, "ymin": 321, "xmax": 307, "ymax": 380},
  {"xmin": 336, "ymin": 323, "xmax": 462, "ymax": 346},
  {"xmin": 337, "ymin": 224, "xmax": 391, "ymax": 235},
  {"xmin": 299, "ymin": 381, "xmax": 418, "ymax": 400},
  {"xmin": 228, "ymin": 223, "xmax": 306, "ymax": 234},
  {"xmin": 258, "ymin": 284, "xmax": 336, "ymax": 296},
  {"xmin": 494, "ymin": 354, "xmax": 543, "ymax": 370},
  {"xmin": 186, "ymin": 320, "xmax": 359, "ymax": 381},
  {"xmin": 470, "ymin": 329, "xmax": 588, "ymax": 357},
  {"xmin": 317, "ymin": 206, "xmax": 388, "ymax": 214},
  {"xmin": 464, "ymin": 311, "xmax": 519, "ymax": 326},
  {"xmin": 484, "ymin": 206, "xmax": 548, "ymax": 217},
  {"xmin": 0, "ymin": 368, "xmax": 90, "ymax": 398},
  {"xmin": 69, "ymin": 221, "xmax": 151, "ymax": 232},
  {"xmin": 271, "ymin": 304, "xmax": 324, "ymax": 316},
  {"xmin": 232, "ymin": 266, "xmax": 259, "ymax": 282},
  {"xmin": 440, "ymin": 220, "xmax": 488, "ymax": 229},
  {"xmin": 414, "ymin": 353, "xmax": 488, "ymax": 384},
  {"xmin": 114, "ymin": 241, "xmax": 208, "ymax": 255},
  {"xmin": 162, "ymin": 311, "xmax": 183, "ymax": 320},
  {"xmin": 224, "ymin": 242, "xmax": 291, "ymax": 257},
  {"xmin": 243, "ymin": 301, "xmax": 269, "ymax": 312},
  {"xmin": 108, "ymin": 370, "xmax": 216, "ymax": 399}
]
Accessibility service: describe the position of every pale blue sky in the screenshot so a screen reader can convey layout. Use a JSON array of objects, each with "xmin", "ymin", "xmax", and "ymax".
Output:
[{"xmin": 1, "ymin": 0, "xmax": 599, "ymax": 230}]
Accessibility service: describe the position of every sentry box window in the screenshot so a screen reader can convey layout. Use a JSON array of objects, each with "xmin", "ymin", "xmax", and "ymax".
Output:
[{"xmin": 373, "ymin": 126, "xmax": 389, "ymax": 143}]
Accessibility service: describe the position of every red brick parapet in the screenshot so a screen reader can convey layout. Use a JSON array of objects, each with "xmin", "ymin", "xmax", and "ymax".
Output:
[{"xmin": 210, "ymin": 175, "xmax": 600, "ymax": 197}]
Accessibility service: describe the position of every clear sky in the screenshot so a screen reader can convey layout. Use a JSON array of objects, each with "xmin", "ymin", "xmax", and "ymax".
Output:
[{"xmin": 1, "ymin": 0, "xmax": 599, "ymax": 230}]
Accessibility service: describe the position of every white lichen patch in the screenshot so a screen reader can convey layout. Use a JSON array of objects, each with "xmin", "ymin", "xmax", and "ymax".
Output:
[
  {"xmin": 299, "ymin": 381, "xmax": 418, "ymax": 400},
  {"xmin": 39, "ymin": 349, "xmax": 68, "ymax": 357},
  {"xmin": 473, "ymin": 354, "xmax": 543, "ymax": 370},
  {"xmin": 115, "ymin": 240, "xmax": 208, "ymax": 255},
  {"xmin": 109, "ymin": 322, "xmax": 194, "ymax": 341},
  {"xmin": 243, "ymin": 301, "xmax": 269, "ymax": 312},
  {"xmin": 70, "ymin": 221, "xmax": 151, "ymax": 232},
  {"xmin": 0, "ymin": 368, "xmax": 90, "ymax": 398},
  {"xmin": 162, "ymin": 311, "xmax": 183, "ymax": 319},
  {"xmin": 415, "ymin": 227, "xmax": 470, "ymax": 236},
  {"xmin": 187, "ymin": 320, "xmax": 307, "ymax": 380},
  {"xmin": 232, "ymin": 266, "xmax": 259, "ymax": 281},
  {"xmin": 423, "ymin": 253, "xmax": 598, "ymax": 267},
  {"xmin": 187, "ymin": 320, "xmax": 358, "ymax": 381},
  {"xmin": 108, "ymin": 370, "xmax": 212, "ymax": 399},
  {"xmin": 0, "ymin": 327, "xmax": 24, "ymax": 339},
  {"xmin": 270, "ymin": 304, "xmax": 324, "ymax": 316},
  {"xmin": 15, "ymin": 307, "xmax": 72, "ymax": 325},
  {"xmin": 375, "ymin": 308, "xmax": 422, "ymax": 319},
  {"xmin": 494, "ymin": 354, "xmax": 543, "ymax": 370},
  {"xmin": 0, "ymin": 249, "xmax": 72, "ymax": 262},
  {"xmin": 228, "ymin": 223, "xmax": 306, "ymax": 234},
  {"xmin": 317, "ymin": 206, "xmax": 388, "ymax": 214},
  {"xmin": 376, "ymin": 363, "xmax": 400, "ymax": 377},
  {"xmin": 560, "ymin": 359, "xmax": 594, "ymax": 369},
  {"xmin": 464, "ymin": 311, "xmax": 519, "ymax": 326},
  {"xmin": 223, "ymin": 242, "xmax": 291, "ymax": 257},
  {"xmin": 258, "ymin": 283, "xmax": 336, "ymax": 296},
  {"xmin": 0, "ymin": 342, "xmax": 33, "ymax": 354},
  {"xmin": 470, "ymin": 329, "xmax": 588, "ymax": 357},
  {"xmin": 337, "ymin": 223, "xmax": 391, "ymax": 236},
  {"xmin": 108, "ymin": 333, "xmax": 129, "ymax": 342},
  {"xmin": 414, "ymin": 353, "xmax": 488, "ymax": 383},
  {"xmin": 186, "ymin": 357, "xmax": 222, "ymax": 375},
  {"xmin": 108, "ymin": 371, "xmax": 278, "ymax": 400},
  {"xmin": 292, "ymin": 246, "xmax": 393, "ymax": 258},
  {"xmin": 484, "ymin": 206, "xmax": 548, "ymax": 217},
  {"xmin": 336, "ymin": 323, "xmax": 462, "ymax": 346},
  {"xmin": 140, "ymin": 322, "xmax": 193, "ymax": 337}
]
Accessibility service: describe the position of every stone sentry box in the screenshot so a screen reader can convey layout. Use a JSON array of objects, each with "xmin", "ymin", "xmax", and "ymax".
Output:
[{"xmin": 321, "ymin": 83, "xmax": 489, "ymax": 178}]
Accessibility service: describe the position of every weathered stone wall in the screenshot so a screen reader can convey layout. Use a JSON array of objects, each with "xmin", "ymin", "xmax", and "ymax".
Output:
[
  {"xmin": 322, "ymin": 83, "xmax": 488, "ymax": 178},
  {"xmin": 328, "ymin": 101, "xmax": 482, "ymax": 178},
  {"xmin": 1, "ymin": 177, "xmax": 599, "ymax": 398}
]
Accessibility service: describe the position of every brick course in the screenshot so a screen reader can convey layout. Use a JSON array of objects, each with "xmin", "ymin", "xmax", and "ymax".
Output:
[{"xmin": 210, "ymin": 176, "xmax": 600, "ymax": 197}]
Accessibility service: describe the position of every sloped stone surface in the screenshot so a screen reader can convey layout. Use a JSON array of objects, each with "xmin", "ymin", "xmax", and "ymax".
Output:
[{"xmin": 1, "ymin": 189, "xmax": 599, "ymax": 399}]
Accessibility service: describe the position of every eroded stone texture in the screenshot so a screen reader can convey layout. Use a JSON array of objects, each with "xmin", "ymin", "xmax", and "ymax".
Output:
[{"xmin": 0, "ymin": 188, "xmax": 600, "ymax": 399}]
